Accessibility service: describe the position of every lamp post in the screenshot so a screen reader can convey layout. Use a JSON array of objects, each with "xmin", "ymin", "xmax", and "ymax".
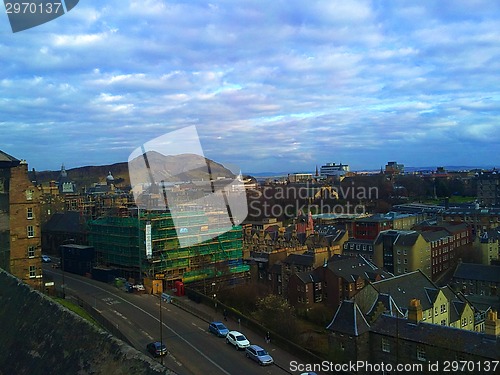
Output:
[
  {"xmin": 61, "ymin": 246, "xmax": 66, "ymax": 299},
  {"xmin": 159, "ymin": 290, "xmax": 163, "ymax": 365}
]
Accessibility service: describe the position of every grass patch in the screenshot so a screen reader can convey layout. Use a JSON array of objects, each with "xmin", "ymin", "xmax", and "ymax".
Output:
[{"xmin": 53, "ymin": 297, "xmax": 102, "ymax": 329}]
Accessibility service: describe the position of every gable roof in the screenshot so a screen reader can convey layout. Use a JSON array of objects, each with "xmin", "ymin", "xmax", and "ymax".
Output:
[
  {"xmin": 369, "ymin": 270, "xmax": 439, "ymax": 312},
  {"xmin": 326, "ymin": 300, "xmax": 370, "ymax": 336}
]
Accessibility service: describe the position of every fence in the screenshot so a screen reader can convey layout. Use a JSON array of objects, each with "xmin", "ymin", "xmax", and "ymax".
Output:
[{"xmin": 62, "ymin": 292, "xmax": 133, "ymax": 347}]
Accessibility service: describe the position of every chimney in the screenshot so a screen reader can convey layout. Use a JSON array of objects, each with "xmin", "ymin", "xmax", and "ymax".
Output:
[
  {"xmin": 407, "ymin": 299, "xmax": 423, "ymax": 323},
  {"xmin": 485, "ymin": 310, "xmax": 500, "ymax": 337}
]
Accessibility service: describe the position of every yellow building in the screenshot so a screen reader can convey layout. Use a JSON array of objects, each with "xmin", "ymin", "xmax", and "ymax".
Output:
[
  {"xmin": 354, "ymin": 270, "xmax": 478, "ymax": 332},
  {"xmin": 374, "ymin": 230, "xmax": 431, "ymax": 278},
  {"xmin": 0, "ymin": 152, "xmax": 42, "ymax": 288}
]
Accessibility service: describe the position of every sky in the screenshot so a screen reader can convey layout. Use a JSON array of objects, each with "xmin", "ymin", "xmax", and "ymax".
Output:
[{"xmin": 1, "ymin": 0, "xmax": 500, "ymax": 174}]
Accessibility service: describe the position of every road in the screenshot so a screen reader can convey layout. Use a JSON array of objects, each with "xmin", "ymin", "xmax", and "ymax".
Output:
[{"xmin": 44, "ymin": 266, "xmax": 299, "ymax": 375}]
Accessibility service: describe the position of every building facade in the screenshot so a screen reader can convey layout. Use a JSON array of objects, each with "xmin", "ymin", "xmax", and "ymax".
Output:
[
  {"xmin": 0, "ymin": 151, "xmax": 42, "ymax": 288},
  {"xmin": 88, "ymin": 210, "xmax": 249, "ymax": 288}
]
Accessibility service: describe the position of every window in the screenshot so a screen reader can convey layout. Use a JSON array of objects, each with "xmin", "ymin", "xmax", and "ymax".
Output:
[
  {"xmin": 404, "ymin": 258, "xmax": 408, "ymax": 264},
  {"xmin": 27, "ymin": 207, "xmax": 33, "ymax": 219},
  {"xmin": 416, "ymin": 346, "xmax": 426, "ymax": 361},
  {"xmin": 441, "ymin": 304, "xmax": 447, "ymax": 313},
  {"xmin": 382, "ymin": 338, "xmax": 390, "ymax": 353},
  {"xmin": 27, "ymin": 226, "xmax": 34, "ymax": 238},
  {"xmin": 28, "ymin": 246, "xmax": 35, "ymax": 258},
  {"xmin": 29, "ymin": 265, "xmax": 36, "ymax": 278},
  {"xmin": 441, "ymin": 319, "xmax": 446, "ymax": 325},
  {"xmin": 25, "ymin": 190, "xmax": 33, "ymax": 200}
]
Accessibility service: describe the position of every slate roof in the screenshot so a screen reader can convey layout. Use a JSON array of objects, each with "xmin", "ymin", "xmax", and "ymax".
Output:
[
  {"xmin": 283, "ymin": 253, "xmax": 314, "ymax": 267},
  {"xmin": 370, "ymin": 314, "xmax": 500, "ymax": 360},
  {"xmin": 453, "ymin": 263, "xmax": 500, "ymax": 284},
  {"xmin": 42, "ymin": 211, "xmax": 86, "ymax": 234},
  {"xmin": 0, "ymin": 150, "xmax": 20, "ymax": 168},
  {"xmin": 326, "ymin": 255, "xmax": 391, "ymax": 283},
  {"xmin": 313, "ymin": 225, "xmax": 347, "ymax": 244},
  {"xmin": 479, "ymin": 229, "xmax": 500, "ymax": 243},
  {"xmin": 365, "ymin": 293, "xmax": 405, "ymax": 320},
  {"xmin": 393, "ymin": 231, "xmax": 420, "ymax": 246},
  {"xmin": 440, "ymin": 285, "xmax": 469, "ymax": 323},
  {"xmin": 421, "ymin": 230, "xmax": 450, "ymax": 242},
  {"xmin": 295, "ymin": 270, "xmax": 321, "ymax": 284},
  {"xmin": 375, "ymin": 229, "xmax": 418, "ymax": 245},
  {"xmin": 444, "ymin": 207, "xmax": 500, "ymax": 216},
  {"xmin": 369, "ymin": 270, "xmax": 439, "ymax": 312},
  {"xmin": 326, "ymin": 300, "xmax": 371, "ymax": 336}
]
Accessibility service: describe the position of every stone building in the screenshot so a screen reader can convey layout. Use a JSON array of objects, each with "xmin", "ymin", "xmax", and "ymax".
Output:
[{"xmin": 0, "ymin": 150, "xmax": 42, "ymax": 288}]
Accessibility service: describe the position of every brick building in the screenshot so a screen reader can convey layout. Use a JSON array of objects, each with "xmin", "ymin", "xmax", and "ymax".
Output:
[{"xmin": 0, "ymin": 151, "xmax": 42, "ymax": 288}]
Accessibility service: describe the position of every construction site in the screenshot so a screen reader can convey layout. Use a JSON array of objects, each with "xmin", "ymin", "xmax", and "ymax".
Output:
[{"xmin": 87, "ymin": 209, "xmax": 249, "ymax": 291}]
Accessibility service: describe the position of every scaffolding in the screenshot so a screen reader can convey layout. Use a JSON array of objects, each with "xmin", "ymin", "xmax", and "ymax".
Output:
[{"xmin": 88, "ymin": 210, "xmax": 249, "ymax": 283}]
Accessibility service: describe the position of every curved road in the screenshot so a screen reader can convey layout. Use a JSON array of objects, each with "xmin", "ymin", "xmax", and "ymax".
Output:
[{"xmin": 44, "ymin": 267, "xmax": 297, "ymax": 375}]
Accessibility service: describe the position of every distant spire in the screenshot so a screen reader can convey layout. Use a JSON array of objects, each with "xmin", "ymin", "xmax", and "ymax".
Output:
[
  {"xmin": 315, "ymin": 165, "xmax": 319, "ymax": 177},
  {"xmin": 60, "ymin": 163, "xmax": 67, "ymax": 178}
]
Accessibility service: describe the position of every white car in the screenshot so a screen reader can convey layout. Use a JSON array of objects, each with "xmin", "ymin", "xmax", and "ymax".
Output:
[
  {"xmin": 42, "ymin": 255, "xmax": 51, "ymax": 263},
  {"xmin": 225, "ymin": 330, "xmax": 250, "ymax": 350}
]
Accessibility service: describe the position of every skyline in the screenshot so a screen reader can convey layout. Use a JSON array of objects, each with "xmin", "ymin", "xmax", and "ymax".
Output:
[{"xmin": 2, "ymin": 1, "xmax": 500, "ymax": 173}]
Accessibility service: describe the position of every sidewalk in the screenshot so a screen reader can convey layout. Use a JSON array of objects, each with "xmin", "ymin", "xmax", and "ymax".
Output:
[{"xmin": 169, "ymin": 294, "xmax": 327, "ymax": 375}]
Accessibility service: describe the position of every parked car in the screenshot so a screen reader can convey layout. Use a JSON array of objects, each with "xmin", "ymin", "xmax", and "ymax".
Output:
[
  {"xmin": 41, "ymin": 255, "xmax": 51, "ymax": 263},
  {"xmin": 225, "ymin": 330, "xmax": 250, "ymax": 350},
  {"xmin": 208, "ymin": 321, "xmax": 229, "ymax": 337},
  {"xmin": 245, "ymin": 344, "xmax": 274, "ymax": 366},
  {"xmin": 146, "ymin": 341, "xmax": 167, "ymax": 357}
]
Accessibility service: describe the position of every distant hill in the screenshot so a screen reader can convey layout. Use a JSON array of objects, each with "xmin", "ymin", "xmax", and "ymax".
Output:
[{"xmin": 31, "ymin": 152, "xmax": 235, "ymax": 188}]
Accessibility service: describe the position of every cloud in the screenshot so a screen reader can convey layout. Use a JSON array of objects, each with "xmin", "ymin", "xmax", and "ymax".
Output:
[{"xmin": 1, "ymin": 0, "xmax": 499, "ymax": 172}]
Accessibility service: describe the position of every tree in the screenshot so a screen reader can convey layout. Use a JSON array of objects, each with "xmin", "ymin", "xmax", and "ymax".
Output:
[{"xmin": 254, "ymin": 294, "xmax": 299, "ymax": 340}]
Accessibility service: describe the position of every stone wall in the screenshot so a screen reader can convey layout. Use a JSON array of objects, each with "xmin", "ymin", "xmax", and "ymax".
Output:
[{"xmin": 0, "ymin": 269, "xmax": 174, "ymax": 375}]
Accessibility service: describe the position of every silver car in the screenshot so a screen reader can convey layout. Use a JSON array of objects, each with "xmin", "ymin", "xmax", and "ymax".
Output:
[{"xmin": 245, "ymin": 345, "xmax": 274, "ymax": 366}]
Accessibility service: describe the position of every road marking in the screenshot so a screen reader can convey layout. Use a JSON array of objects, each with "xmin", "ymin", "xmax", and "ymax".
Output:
[
  {"xmin": 140, "ymin": 330, "xmax": 153, "ymax": 340},
  {"xmin": 48, "ymin": 271, "xmax": 232, "ymax": 375}
]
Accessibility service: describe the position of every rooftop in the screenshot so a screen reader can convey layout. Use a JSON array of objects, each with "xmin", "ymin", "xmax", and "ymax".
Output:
[{"xmin": 453, "ymin": 263, "xmax": 500, "ymax": 284}]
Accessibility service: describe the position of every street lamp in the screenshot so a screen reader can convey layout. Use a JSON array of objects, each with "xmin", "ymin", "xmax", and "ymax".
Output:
[
  {"xmin": 61, "ymin": 247, "xmax": 66, "ymax": 299},
  {"xmin": 159, "ymin": 289, "xmax": 163, "ymax": 365}
]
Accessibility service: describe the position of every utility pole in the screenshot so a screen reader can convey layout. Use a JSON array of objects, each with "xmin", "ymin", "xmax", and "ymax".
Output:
[{"xmin": 159, "ymin": 292, "xmax": 163, "ymax": 365}]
